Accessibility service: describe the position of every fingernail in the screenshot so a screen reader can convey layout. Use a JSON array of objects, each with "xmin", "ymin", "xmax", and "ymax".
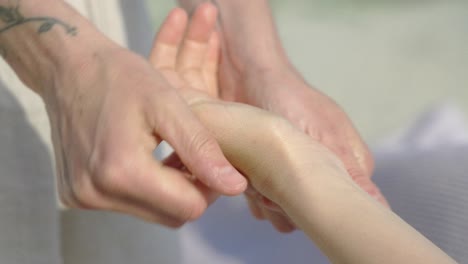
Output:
[{"xmin": 218, "ymin": 166, "xmax": 247, "ymax": 192}]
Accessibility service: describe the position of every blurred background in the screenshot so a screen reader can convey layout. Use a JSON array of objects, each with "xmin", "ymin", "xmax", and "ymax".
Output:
[{"xmin": 146, "ymin": 0, "xmax": 468, "ymax": 143}]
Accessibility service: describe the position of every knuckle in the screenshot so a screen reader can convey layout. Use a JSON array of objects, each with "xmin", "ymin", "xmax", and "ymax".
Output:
[
  {"xmin": 67, "ymin": 174, "xmax": 102, "ymax": 210},
  {"xmin": 164, "ymin": 219, "xmax": 186, "ymax": 229},
  {"xmin": 177, "ymin": 200, "xmax": 206, "ymax": 223},
  {"xmin": 56, "ymin": 163, "xmax": 102, "ymax": 210},
  {"xmin": 155, "ymin": 202, "xmax": 204, "ymax": 229},
  {"xmin": 142, "ymin": 213, "xmax": 187, "ymax": 228},
  {"xmin": 72, "ymin": 185, "xmax": 100, "ymax": 210},
  {"xmin": 347, "ymin": 166, "xmax": 367, "ymax": 182},
  {"xmin": 360, "ymin": 147, "xmax": 375, "ymax": 176},
  {"xmin": 188, "ymin": 130, "xmax": 218, "ymax": 157},
  {"xmin": 89, "ymin": 155, "xmax": 136, "ymax": 195},
  {"xmin": 187, "ymin": 201, "xmax": 206, "ymax": 221}
]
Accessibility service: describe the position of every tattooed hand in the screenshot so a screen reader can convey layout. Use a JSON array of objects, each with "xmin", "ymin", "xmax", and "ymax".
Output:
[{"xmin": 0, "ymin": 0, "xmax": 247, "ymax": 226}]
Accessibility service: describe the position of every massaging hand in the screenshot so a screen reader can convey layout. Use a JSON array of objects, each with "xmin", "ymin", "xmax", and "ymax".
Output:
[
  {"xmin": 149, "ymin": 4, "xmax": 298, "ymax": 231},
  {"xmin": 212, "ymin": 3, "xmax": 389, "ymax": 218},
  {"xmin": 44, "ymin": 18, "xmax": 247, "ymax": 227},
  {"xmin": 230, "ymin": 74, "xmax": 388, "ymax": 203}
]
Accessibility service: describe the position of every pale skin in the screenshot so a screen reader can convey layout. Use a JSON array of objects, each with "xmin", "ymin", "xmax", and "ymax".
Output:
[
  {"xmin": 0, "ymin": 0, "xmax": 248, "ymax": 226},
  {"xmin": 0, "ymin": 0, "xmax": 384, "ymax": 231},
  {"xmin": 176, "ymin": 0, "xmax": 389, "ymax": 231},
  {"xmin": 153, "ymin": 6, "xmax": 457, "ymax": 263}
]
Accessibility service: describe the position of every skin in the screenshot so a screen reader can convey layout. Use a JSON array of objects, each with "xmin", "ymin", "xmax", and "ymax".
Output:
[
  {"xmin": 153, "ymin": 8, "xmax": 456, "ymax": 263},
  {"xmin": 0, "ymin": 0, "xmax": 248, "ymax": 227},
  {"xmin": 176, "ymin": 0, "xmax": 389, "ymax": 231},
  {"xmin": 192, "ymin": 99, "xmax": 457, "ymax": 264}
]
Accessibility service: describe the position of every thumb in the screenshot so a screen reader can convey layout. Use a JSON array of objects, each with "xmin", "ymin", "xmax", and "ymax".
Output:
[{"xmin": 151, "ymin": 88, "xmax": 247, "ymax": 195}]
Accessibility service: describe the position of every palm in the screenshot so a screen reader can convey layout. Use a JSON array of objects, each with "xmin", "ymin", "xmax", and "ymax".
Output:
[{"xmin": 150, "ymin": 4, "xmax": 297, "ymax": 232}]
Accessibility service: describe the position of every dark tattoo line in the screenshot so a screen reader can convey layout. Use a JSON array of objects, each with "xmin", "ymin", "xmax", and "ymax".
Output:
[
  {"xmin": 0, "ymin": 5, "xmax": 78, "ymax": 36},
  {"xmin": 0, "ymin": 16, "xmax": 77, "ymax": 35}
]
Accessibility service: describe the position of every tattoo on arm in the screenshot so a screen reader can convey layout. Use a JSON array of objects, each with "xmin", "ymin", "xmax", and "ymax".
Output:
[{"xmin": 0, "ymin": 3, "xmax": 78, "ymax": 36}]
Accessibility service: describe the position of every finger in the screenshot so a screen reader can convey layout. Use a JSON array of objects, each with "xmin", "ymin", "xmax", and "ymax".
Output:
[
  {"xmin": 245, "ymin": 185, "xmax": 283, "ymax": 214},
  {"xmin": 344, "ymin": 154, "xmax": 389, "ymax": 207},
  {"xmin": 322, "ymin": 136, "xmax": 388, "ymax": 207},
  {"xmin": 260, "ymin": 196, "xmax": 284, "ymax": 213},
  {"xmin": 62, "ymin": 173, "xmax": 197, "ymax": 227},
  {"xmin": 262, "ymin": 207, "xmax": 296, "ymax": 233},
  {"xmin": 108, "ymin": 182, "xmax": 218, "ymax": 227},
  {"xmin": 244, "ymin": 193, "xmax": 266, "ymax": 220},
  {"xmin": 352, "ymin": 174, "xmax": 390, "ymax": 208},
  {"xmin": 337, "ymin": 145, "xmax": 389, "ymax": 207},
  {"xmin": 354, "ymin": 141, "xmax": 375, "ymax": 179},
  {"xmin": 245, "ymin": 183, "xmax": 295, "ymax": 232},
  {"xmin": 202, "ymin": 32, "xmax": 220, "ymax": 97},
  {"xmin": 95, "ymin": 153, "xmax": 218, "ymax": 227},
  {"xmin": 162, "ymin": 151, "xmax": 184, "ymax": 170},
  {"xmin": 151, "ymin": 88, "xmax": 247, "ymax": 195},
  {"xmin": 150, "ymin": 8, "xmax": 188, "ymax": 70},
  {"xmin": 177, "ymin": 3, "xmax": 218, "ymax": 91}
]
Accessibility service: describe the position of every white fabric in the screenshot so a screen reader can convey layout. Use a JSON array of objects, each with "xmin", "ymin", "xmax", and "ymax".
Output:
[
  {"xmin": 179, "ymin": 103, "xmax": 468, "ymax": 264},
  {"xmin": 373, "ymin": 104, "xmax": 468, "ymax": 263}
]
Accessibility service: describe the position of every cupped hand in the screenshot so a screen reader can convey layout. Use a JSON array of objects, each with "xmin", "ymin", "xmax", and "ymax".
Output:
[
  {"xmin": 149, "ymin": 4, "xmax": 297, "ymax": 232},
  {"xmin": 44, "ymin": 22, "xmax": 247, "ymax": 227},
  {"xmin": 247, "ymin": 73, "xmax": 387, "ymax": 206},
  {"xmin": 215, "ymin": 20, "xmax": 388, "ymax": 208}
]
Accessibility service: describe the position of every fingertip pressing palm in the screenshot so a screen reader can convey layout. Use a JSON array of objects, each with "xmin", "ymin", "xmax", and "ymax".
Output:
[{"xmin": 150, "ymin": 4, "xmax": 296, "ymax": 232}]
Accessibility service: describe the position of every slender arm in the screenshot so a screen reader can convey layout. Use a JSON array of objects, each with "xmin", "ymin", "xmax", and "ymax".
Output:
[{"xmin": 190, "ymin": 99, "xmax": 456, "ymax": 264}]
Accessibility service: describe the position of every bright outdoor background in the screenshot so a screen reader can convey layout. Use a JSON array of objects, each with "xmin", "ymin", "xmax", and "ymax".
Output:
[{"xmin": 146, "ymin": 0, "xmax": 468, "ymax": 143}]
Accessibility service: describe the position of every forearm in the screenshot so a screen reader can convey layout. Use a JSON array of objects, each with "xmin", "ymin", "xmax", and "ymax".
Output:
[
  {"xmin": 191, "ymin": 100, "xmax": 455, "ymax": 264},
  {"xmin": 177, "ymin": 0, "xmax": 289, "ymax": 69},
  {"xmin": 282, "ymin": 166, "xmax": 455, "ymax": 263},
  {"xmin": 0, "ymin": 0, "xmax": 113, "ymax": 96}
]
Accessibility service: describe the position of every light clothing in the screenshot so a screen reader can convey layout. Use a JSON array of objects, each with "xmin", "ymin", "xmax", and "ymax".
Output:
[{"xmin": 0, "ymin": 1, "xmax": 180, "ymax": 263}]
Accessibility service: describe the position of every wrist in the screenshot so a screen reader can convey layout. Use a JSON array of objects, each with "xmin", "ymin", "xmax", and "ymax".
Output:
[
  {"xmin": 264, "ymin": 133, "xmax": 353, "ymax": 212},
  {"xmin": 0, "ymin": 0, "xmax": 114, "ymax": 97}
]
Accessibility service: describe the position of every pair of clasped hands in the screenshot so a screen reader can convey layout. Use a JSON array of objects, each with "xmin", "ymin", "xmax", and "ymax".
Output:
[
  {"xmin": 55, "ymin": 3, "xmax": 386, "ymax": 230},
  {"xmin": 49, "ymin": 3, "xmax": 458, "ymax": 262}
]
